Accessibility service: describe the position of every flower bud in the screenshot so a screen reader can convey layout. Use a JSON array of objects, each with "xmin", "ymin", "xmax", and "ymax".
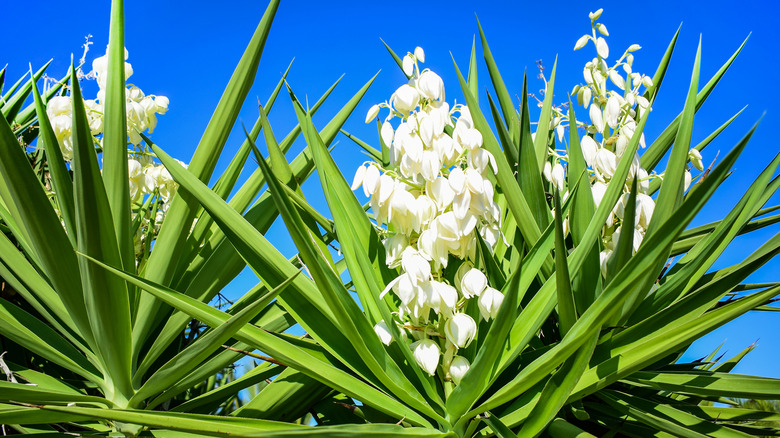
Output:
[
  {"xmin": 627, "ymin": 44, "xmax": 642, "ymax": 52},
  {"xmin": 445, "ymin": 313, "xmax": 477, "ymax": 348},
  {"xmin": 689, "ymin": 148, "xmax": 704, "ymax": 171},
  {"xmin": 551, "ymin": 162, "xmax": 565, "ymax": 192},
  {"xmin": 365, "ymin": 104, "xmax": 380, "ymax": 123},
  {"xmin": 449, "ymin": 356, "xmax": 470, "ymax": 384},
  {"xmin": 414, "ymin": 46, "xmax": 425, "ymax": 63},
  {"xmin": 608, "ymin": 70, "xmax": 625, "ymax": 90},
  {"xmin": 595, "ymin": 148, "xmax": 618, "ymax": 178},
  {"xmin": 597, "ymin": 23, "xmax": 609, "ymax": 36},
  {"xmin": 411, "ymin": 339, "xmax": 440, "ymax": 376},
  {"xmin": 574, "ymin": 35, "xmax": 589, "ymax": 50},
  {"xmin": 596, "ymin": 37, "xmax": 609, "ymax": 59}
]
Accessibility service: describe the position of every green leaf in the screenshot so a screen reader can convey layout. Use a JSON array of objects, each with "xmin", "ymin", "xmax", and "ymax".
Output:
[
  {"xmin": 30, "ymin": 76, "xmax": 76, "ymax": 247},
  {"xmin": 85, "ymin": 254, "xmax": 434, "ymax": 427},
  {"xmin": 250, "ymin": 121, "xmax": 445, "ymax": 423},
  {"xmin": 641, "ymin": 34, "xmax": 748, "ymax": 172},
  {"xmin": 102, "ymin": 0, "xmax": 133, "ymax": 271},
  {"xmin": 554, "ymin": 189, "xmax": 576, "ymax": 336}
]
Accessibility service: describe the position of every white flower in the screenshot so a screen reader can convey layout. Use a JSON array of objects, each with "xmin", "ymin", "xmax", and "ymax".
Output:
[
  {"xmin": 391, "ymin": 84, "xmax": 420, "ymax": 115},
  {"xmin": 580, "ymin": 135, "xmax": 599, "ymax": 168},
  {"xmin": 365, "ymin": 104, "xmax": 380, "ymax": 123},
  {"xmin": 478, "ymin": 287, "xmax": 504, "ymax": 320},
  {"xmin": 684, "ymin": 170, "xmax": 692, "ymax": 191},
  {"xmin": 627, "ymin": 44, "xmax": 642, "ymax": 52},
  {"xmin": 589, "ymin": 103, "xmax": 604, "ymax": 132},
  {"xmin": 595, "ymin": 148, "xmax": 617, "ymax": 178},
  {"xmin": 417, "ymin": 70, "xmax": 445, "ymax": 101},
  {"xmin": 351, "ymin": 165, "xmax": 367, "ymax": 190},
  {"xmin": 414, "ymin": 46, "xmax": 425, "ymax": 63},
  {"xmin": 636, "ymin": 194, "xmax": 655, "ymax": 229},
  {"xmin": 362, "ymin": 164, "xmax": 380, "ymax": 197},
  {"xmin": 381, "ymin": 121, "xmax": 394, "ymax": 147},
  {"xmin": 460, "ymin": 268, "xmax": 487, "ymax": 298},
  {"xmin": 605, "ymin": 95, "xmax": 621, "ymax": 129},
  {"xmin": 384, "ymin": 234, "xmax": 408, "ymax": 267},
  {"xmin": 689, "ymin": 148, "xmax": 704, "ymax": 171},
  {"xmin": 411, "ymin": 339, "xmax": 440, "ymax": 376},
  {"xmin": 597, "ymin": 23, "xmax": 609, "ymax": 36},
  {"xmin": 449, "ymin": 356, "xmax": 470, "ymax": 384},
  {"xmin": 574, "ymin": 35, "xmax": 590, "ymax": 50},
  {"xmin": 444, "ymin": 313, "xmax": 477, "ymax": 348},
  {"xmin": 374, "ymin": 320, "xmax": 393, "ymax": 346},
  {"xmin": 608, "ymin": 70, "xmax": 625, "ymax": 90},
  {"xmin": 589, "ymin": 8, "xmax": 603, "ymax": 20},
  {"xmin": 596, "ymin": 37, "xmax": 609, "ymax": 59},
  {"xmin": 402, "ymin": 54, "xmax": 415, "ymax": 77}
]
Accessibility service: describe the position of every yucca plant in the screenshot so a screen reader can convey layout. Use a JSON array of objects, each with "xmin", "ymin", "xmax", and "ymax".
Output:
[{"xmin": 1, "ymin": 1, "xmax": 779, "ymax": 437}]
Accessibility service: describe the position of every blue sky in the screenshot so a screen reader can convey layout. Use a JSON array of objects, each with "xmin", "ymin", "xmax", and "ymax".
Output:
[{"xmin": 3, "ymin": 1, "xmax": 779, "ymax": 378}]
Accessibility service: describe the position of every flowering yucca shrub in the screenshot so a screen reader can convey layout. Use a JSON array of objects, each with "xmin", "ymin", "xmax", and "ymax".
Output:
[{"xmin": 1, "ymin": 1, "xmax": 779, "ymax": 437}]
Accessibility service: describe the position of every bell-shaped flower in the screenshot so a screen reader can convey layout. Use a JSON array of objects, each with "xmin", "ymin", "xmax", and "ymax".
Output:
[
  {"xmin": 449, "ymin": 356, "xmax": 470, "ymax": 385},
  {"xmin": 411, "ymin": 339, "xmax": 440, "ymax": 376},
  {"xmin": 605, "ymin": 95, "xmax": 621, "ymax": 129},
  {"xmin": 445, "ymin": 313, "xmax": 477, "ymax": 348},
  {"xmin": 402, "ymin": 54, "xmax": 415, "ymax": 77},
  {"xmin": 449, "ymin": 167, "xmax": 467, "ymax": 194},
  {"xmin": 479, "ymin": 287, "xmax": 504, "ymax": 320},
  {"xmin": 401, "ymin": 248, "xmax": 432, "ymax": 284},
  {"xmin": 391, "ymin": 84, "xmax": 419, "ymax": 115},
  {"xmin": 580, "ymin": 135, "xmax": 599, "ymax": 168},
  {"xmin": 417, "ymin": 70, "xmax": 445, "ymax": 101},
  {"xmin": 351, "ymin": 165, "xmax": 367, "ymax": 191},
  {"xmin": 460, "ymin": 268, "xmax": 487, "ymax": 298},
  {"xmin": 374, "ymin": 320, "xmax": 394, "ymax": 346},
  {"xmin": 433, "ymin": 134, "xmax": 457, "ymax": 165},
  {"xmin": 592, "ymin": 181, "xmax": 607, "ymax": 207},
  {"xmin": 428, "ymin": 177, "xmax": 455, "ymax": 212},
  {"xmin": 412, "ymin": 195, "xmax": 437, "ymax": 232},
  {"xmin": 381, "ymin": 121, "xmax": 394, "ymax": 147},
  {"xmin": 595, "ymin": 148, "xmax": 617, "ymax": 178},
  {"xmin": 384, "ymin": 233, "xmax": 408, "ymax": 267},
  {"xmin": 468, "ymin": 148, "xmax": 498, "ymax": 174},
  {"xmin": 599, "ymin": 249, "xmax": 612, "ymax": 277},
  {"xmin": 420, "ymin": 150, "xmax": 441, "ymax": 182},
  {"xmin": 362, "ymin": 165, "xmax": 380, "ymax": 197},
  {"xmin": 608, "ymin": 70, "xmax": 625, "ymax": 90},
  {"xmin": 589, "ymin": 103, "xmax": 604, "ymax": 133},
  {"xmin": 550, "ymin": 162, "xmax": 566, "ymax": 191},
  {"xmin": 636, "ymin": 194, "xmax": 655, "ymax": 230},
  {"xmin": 684, "ymin": 170, "xmax": 692, "ymax": 191}
]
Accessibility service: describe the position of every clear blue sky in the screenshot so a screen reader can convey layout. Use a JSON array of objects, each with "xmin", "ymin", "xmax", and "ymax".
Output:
[{"xmin": 3, "ymin": 1, "xmax": 779, "ymax": 378}]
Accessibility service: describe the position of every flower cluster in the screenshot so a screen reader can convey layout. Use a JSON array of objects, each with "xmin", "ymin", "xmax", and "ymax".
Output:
[
  {"xmin": 43, "ymin": 46, "xmax": 179, "ymax": 260},
  {"xmin": 352, "ymin": 48, "xmax": 503, "ymax": 383},
  {"xmin": 544, "ymin": 9, "xmax": 705, "ymax": 275}
]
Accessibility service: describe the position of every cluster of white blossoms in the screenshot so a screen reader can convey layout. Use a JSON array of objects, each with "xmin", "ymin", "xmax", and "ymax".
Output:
[
  {"xmin": 352, "ymin": 48, "xmax": 503, "ymax": 383},
  {"xmin": 543, "ymin": 9, "xmax": 704, "ymax": 276},
  {"xmin": 43, "ymin": 46, "xmax": 180, "ymax": 259}
]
